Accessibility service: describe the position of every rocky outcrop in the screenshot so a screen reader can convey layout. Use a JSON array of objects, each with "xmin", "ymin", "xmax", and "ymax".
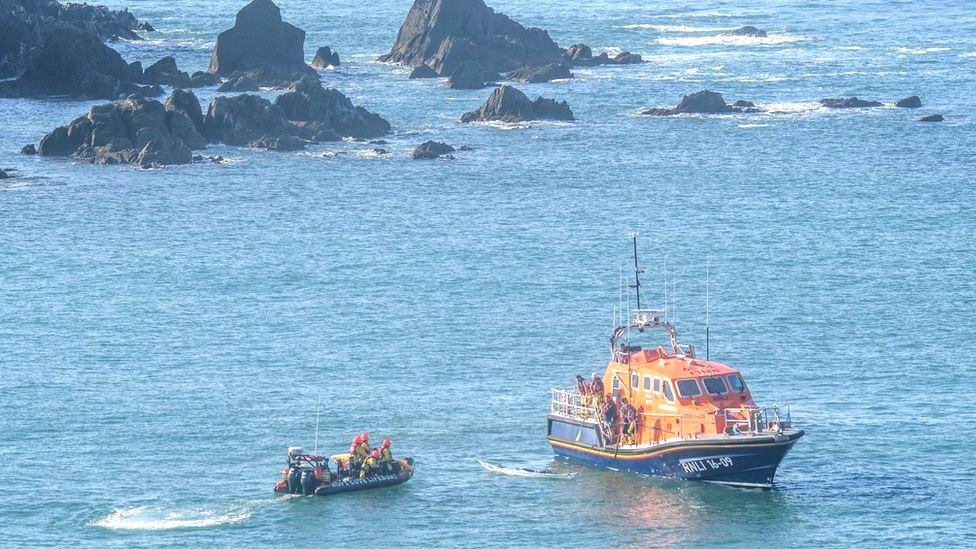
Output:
[
  {"xmin": 564, "ymin": 44, "xmax": 642, "ymax": 67},
  {"xmin": 0, "ymin": 168, "xmax": 9, "ymax": 179},
  {"xmin": 21, "ymin": 144, "xmax": 37, "ymax": 155},
  {"xmin": 216, "ymin": 65, "xmax": 312, "ymax": 91},
  {"xmin": 273, "ymin": 76, "xmax": 391, "ymax": 140},
  {"xmin": 378, "ymin": 0, "xmax": 564, "ymax": 77},
  {"xmin": 446, "ymin": 61, "xmax": 497, "ymax": 89},
  {"xmin": 0, "ymin": 23, "xmax": 134, "ymax": 99},
  {"xmin": 204, "ymin": 93, "xmax": 287, "ymax": 145},
  {"xmin": 409, "ymin": 64, "xmax": 438, "ymax": 78},
  {"xmin": 819, "ymin": 97, "xmax": 883, "ymax": 108},
  {"xmin": 642, "ymin": 90, "xmax": 758, "ymax": 115},
  {"xmin": 895, "ymin": 95, "xmax": 922, "ymax": 108},
  {"xmin": 163, "ymin": 89, "xmax": 206, "ymax": 148},
  {"xmin": 412, "ymin": 140, "xmax": 454, "ymax": 159},
  {"xmin": 0, "ymin": 0, "xmax": 147, "ymax": 79},
  {"xmin": 919, "ymin": 114, "xmax": 944, "ymax": 122},
  {"xmin": 460, "ymin": 85, "xmax": 573, "ymax": 123},
  {"xmin": 504, "ymin": 62, "xmax": 572, "ymax": 83},
  {"xmin": 311, "ymin": 46, "xmax": 340, "ymax": 68},
  {"xmin": 207, "ymin": 0, "xmax": 315, "ymax": 85},
  {"xmin": 725, "ymin": 26, "xmax": 767, "ymax": 37},
  {"xmin": 143, "ymin": 56, "xmax": 191, "ymax": 87},
  {"xmin": 189, "ymin": 71, "xmax": 220, "ymax": 87},
  {"xmin": 36, "ymin": 95, "xmax": 196, "ymax": 166}
]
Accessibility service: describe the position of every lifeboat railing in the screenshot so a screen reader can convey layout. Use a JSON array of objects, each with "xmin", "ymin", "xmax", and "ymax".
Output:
[
  {"xmin": 550, "ymin": 388, "xmax": 596, "ymax": 420},
  {"xmin": 721, "ymin": 405, "xmax": 792, "ymax": 435}
]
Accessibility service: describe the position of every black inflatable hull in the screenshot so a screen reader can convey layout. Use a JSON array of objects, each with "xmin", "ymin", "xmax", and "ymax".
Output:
[{"xmin": 313, "ymin": 470, "xmax": 414, "ymax": 496}]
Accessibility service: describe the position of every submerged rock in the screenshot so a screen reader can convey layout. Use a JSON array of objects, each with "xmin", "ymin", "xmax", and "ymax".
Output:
[
  {"xmin": 504, "ymin": 62, "xmax": 572, "ymax": 84},
  {"xmin": 207, "ymin": 0, "xmax": 315, "ymax": 83},
  {"xmin": 143, "ymin": 56, "xmax": 191, "ymax": 87},
  {"xmin": 412, "ymin": 140, "xmax": 455, "ymax": 159},
  {"xmin": 248, "ymin": 134, "xmax": 305, "ymax": 151},
  {"xmin": 216, "ymin": 66, "xmax": 311, "ymax": 91},
  {"xmin": 311, "ymin": 46, "xmax": 340, "ymax": 68},
  {"xmin": 446, "ymin": 61, "xmax": 497, "ymax": 89},
  {"xmin": 919, "ymin": 114, "xmax": 944, "ymax": 122},
  {"xmin": 37, "ymin": 95, "xmax": 195, "ymax": 166},
  {"xmin": 642, "ymin": 90, "xmax": 757, "ymax": 115},
  {"xmin": 377, "ymin": 0, "xmax": 564, "ymax": 77},
  {"xmin": 0, "ymin": 23, "xmax": 133, "ymax": 99},
  {"xmin": 725, "ymin": 26, "xmax": 768, "ymax": 37},
  {"xmin": 460, "ymin": 85, "xmax": 573, "ymax": 123},
  {"xmin": 21, "ymin": 144, "xmax": 37, "ymax": 155},
  {"xmin": 895, "ymin": 95, "xmax": 922, "ymax": 108},
  {"xmin": 819, "ymin": 97, "xmax": 883, "ymax": 108},
  {"xmin": 0, "ymin": 168, "xmax": 9, "ymax": 179},
  {"xmin": 409, "ymin": 64, "xmax": 438, "ymax": 79}
]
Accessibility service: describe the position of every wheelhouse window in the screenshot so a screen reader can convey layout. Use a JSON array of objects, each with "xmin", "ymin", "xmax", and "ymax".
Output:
[
  {"xmin": 676, "ymin": 379, "xmax": 702, "ymax": 398},
  {"xmin": 612, "ymin": 375, "xmax": 621, "ymax": 398},
  {"xmin": 653, "ymin": 377, "xmax": 661, "ymax": 393},
  {"xmin": 631, "ymin": 372, "xmax": 639, "ymax": 389},
  {"xmin": 643, "ymin": 376, "xmax": 652, "ymax": 391},
  {"xmin": 662, "ymin": 380, "xmax": 675, "ymax": 402},
  {"xmin": 726, "ymin": 374, "xmax": 746, "ymax": 393},
  {"xmin": 702, "ymin": 376, "xmax": 728, "ymax": 395}
]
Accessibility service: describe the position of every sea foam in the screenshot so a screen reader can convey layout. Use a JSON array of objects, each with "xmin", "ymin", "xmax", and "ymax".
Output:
[
  {"xmin": 94, "ymin": 504, "xmax": 251, "ymax": 531},
  {"xmin": 657, "ymin": 33, "xmax": 807, "ymax": 47}
]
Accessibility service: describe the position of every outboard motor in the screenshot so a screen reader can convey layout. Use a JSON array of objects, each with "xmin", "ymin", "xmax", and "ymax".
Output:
[
  {"xmin": 287, "ymin": 467, "xmax": 302, "ymax": 494},
  {"xmin": 301, "ymin": 468, "xmax": 316, "ymax": 496}
]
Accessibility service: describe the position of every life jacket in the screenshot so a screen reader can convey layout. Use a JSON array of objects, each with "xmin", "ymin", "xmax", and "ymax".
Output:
[
  {"xmin": 355, "ymin": 442, "xmax": 370, "ymax": 460},
  {"xmin": 360, "ymin": 457, "xmax": 378, "ymax": 477},
  {"xmin": 592, "ymin": 378, "xmax": 605, "ymax": 394},
  {"xmin": 380, "ymin": 447, "xmax": 393, "ymax": 462},
  {"xmin": 576, "ymin": 379, "xmax": 590, "ymax": 395}
]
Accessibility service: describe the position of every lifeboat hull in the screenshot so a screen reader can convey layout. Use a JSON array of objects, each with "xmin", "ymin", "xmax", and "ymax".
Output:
[
  {"xmin": 274, "ymin": 459, "xmax": 415, "ymax": 496},
  {"xmin": 548, "ymin": 416, "xmax": 803, "ymax": 489}
]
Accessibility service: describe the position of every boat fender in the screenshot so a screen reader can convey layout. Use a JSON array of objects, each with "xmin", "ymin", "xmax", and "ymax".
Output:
[
  {"xmin": 301, "ymin": 468, "xmax": 316, "ymax": 496},
  {"xmin": 288, "ymin": 467, "xmax": 302, "ymax": 494}
]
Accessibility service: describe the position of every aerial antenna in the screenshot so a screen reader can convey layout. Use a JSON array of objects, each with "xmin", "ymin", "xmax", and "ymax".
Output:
[
  {"xmin": 662, "ymin": 259, "xmax": 668, "ymax": 320},
  {"xmin": 705, "ymin": 258, "xmax": 710, "ymax": 361},
  {"xmin": 313, "ymin": 401, "xmax": 321, "ymax": 454},
  {"xmin": 629, "ymin": 232, "xmax": 642, "ymax": 310}
]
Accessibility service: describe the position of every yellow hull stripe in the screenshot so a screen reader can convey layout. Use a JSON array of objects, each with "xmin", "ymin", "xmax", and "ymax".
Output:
[{"xmin": 548, "ymin": 437, "xmax": 792, "ymax": 461}]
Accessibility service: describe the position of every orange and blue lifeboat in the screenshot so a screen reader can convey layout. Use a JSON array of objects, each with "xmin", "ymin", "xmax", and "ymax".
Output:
[{"xmin": 547, "ymin": 312, "xmax": 803, "ymax": 489}]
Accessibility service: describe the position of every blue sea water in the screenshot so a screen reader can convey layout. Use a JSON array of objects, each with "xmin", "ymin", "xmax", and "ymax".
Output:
[{"xmin": 2, "ymin": 0, "xmax": 975, "ymax": 546}]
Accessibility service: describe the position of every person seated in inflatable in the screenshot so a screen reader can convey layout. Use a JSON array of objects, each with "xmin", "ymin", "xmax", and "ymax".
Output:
[
  {"xmin": 360, "ymin": 449, "xmax": 382, "ymax": 478},
  {"xmin": 379, "ymin": 438, "xmax": 399, "ymax": 474},
  {"xmin": 355, "ymin": 433, "xmax": 372, "ymax": 461}
]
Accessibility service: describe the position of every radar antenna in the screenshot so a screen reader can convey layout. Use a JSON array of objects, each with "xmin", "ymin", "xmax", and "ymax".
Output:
[{"xmin": 629, "ymin": 232, "xmax": 643, "ymax": 310}]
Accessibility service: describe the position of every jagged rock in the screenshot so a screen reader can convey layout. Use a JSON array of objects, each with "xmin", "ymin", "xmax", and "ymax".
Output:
[
  {"xmin": 895, "ymin": 95, "xmax": 922, "ymax": 108},
  {"xmin": 207, "ymin": 0, "xmax": 315, "ymax": 83},
  {"xmin": 217, "ymin": 73, "xmax": 261, "ymax": 92},
  {"xmin": 369, "ymin": 140, "xmax": 389, "ymax": 145},
  {"xmin": 0, "ymin": 0, "xmax": 145, "ymax": 79},
  {"xmin": 378, "ymin": 0, "xmax": 564, "ymax": 77},
  {"xmin": 564, "ymin": 44, "xmax": 642, "ymax": 67},
  {"xmin": 725, "ymin": 26, "xmax": 767, "ymax": 37},
  {"xmin": 21, "ymin": 144, "xmax": 37, "ymax": 155},
  {"xmin": 919, "ymin": 114, "xmax": 944, "ymax": 122},
  {"xmin": 143, "ymin": 56, "xmax": 191, "ymax": 87},
  {"xmin": 642, "ymin": 90, "xmax": 758, "ymax": 116},
  {"xmin": 409, "ymin": 64, "xmax": 438, "ymax": 78},
  {"xmin": 127, "ymin": 60, "xmax": 143, "ymax": 81},
  {"xmin": 204, "ymin": 93, "xmax": 287, "ymax": 145},
  {"xmin": 460, "ymin": 85, "xmax": 573, "ymax": 123},
  {"xmin": 446, "ymin": 61, "xmax": 497, "ymax": 89},
  {"xmin": 0, "ymin": 23, "xmax": 133, "ymax": 99},
  {"xmin": 137, "ymin": 21, "xmax": 154, "ymax": 32},
  {"xmin": 273, "ymin": 76, "xmax": 391, "ymax": 140},
  {"xmin": 412, "ymin": 140, "xmax": 455, "ymax": 159},
  {"xmin": 504, "ymin": 62, "xmax": 572, "ymax": 83},
  {"xmin": 311, "ymin": 46, "xmax": 340, "ymax": 68},
  {"xmin": 530, "ymin": 97, "xmax": 573, "ymax": 120},
  {"xmin": 0, "ymin": 168, "xmax": 9, "ymax": 179},
  {"xmin": 819, "ymin": 97, "xmax": 883, "ymax": 108},
  {"xmin": 37, "ymin": 95, "xmax": 194, "ymax": 166},
  {"xmin": 248, "ymin": 134, "xmax": 305, "ymax": 151},
  {"xmin": 164, "ymin": 89, "xmax": 206, "ymax": 135},
  {"xmin": 189, "ymin": 71, "xmax": 220, "ymax": 88}
]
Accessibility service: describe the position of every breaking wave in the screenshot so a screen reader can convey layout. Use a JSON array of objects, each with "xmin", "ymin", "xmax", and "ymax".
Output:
[
  {"xmin": 617, "ymin": 24, "xmax": 737, "ymax": 32},
  {"xmin": 657, "ymin": 33, "xmax": 807, "ymax": 47},
  {"xmin": 960, "ymin": 51, "xmax": 976, "ymax": 58},
  {"xmin": 94, "ymin": 504, "xmax": 251, "ymax": 531},
  {"xmin": 893, "ymin": 47, "xmax": 951, "ymax": 55}
]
